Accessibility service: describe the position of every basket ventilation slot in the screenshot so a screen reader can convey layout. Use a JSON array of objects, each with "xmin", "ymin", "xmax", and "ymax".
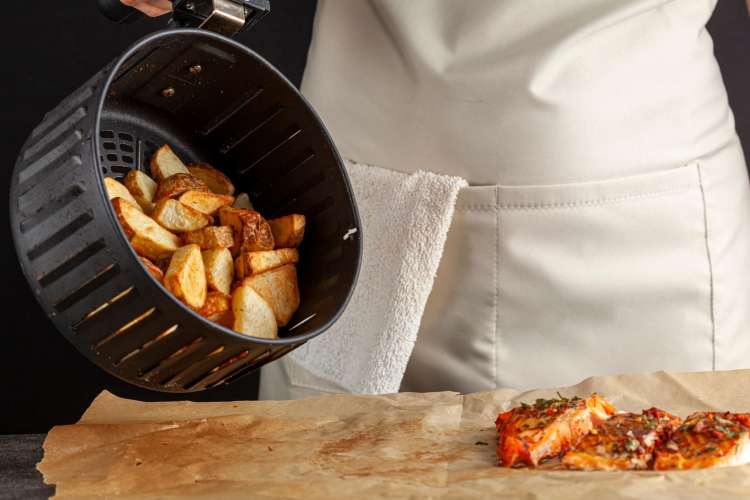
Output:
[
  {"xmin": 54, "ymin": 264, "xmax": 120, "ymax": 313},
  {"xmin": 115, "ymin": 324, "xmax": 179, "ymax": 366},
  {"xmin": 20, "ymin": 185, "xmax": 85, "ymax": 234},
  {"xmin": 18, "ymin": 136, "xmax": 82, "ymax": 188},
  {"xmin": 199, "ymin": 86, "xmax": 264, "ymax": 136},
  {"xmin": 23, "ymin": 108, "xmax": 87, "ymax": 162},
  {"xmin": 38, "ymin": 239, "xmax": 106, "ymax": 287},
  {"xmin": 220, "ymin": 105, "xmax": 284, "ymax": 154},
  {"xmin": 95, "ymin": 307, "xmax": 157, "ymax": 348},
  {"xmin": 27, "ymin": 211, "xmax": 94, "ymax": 261}
]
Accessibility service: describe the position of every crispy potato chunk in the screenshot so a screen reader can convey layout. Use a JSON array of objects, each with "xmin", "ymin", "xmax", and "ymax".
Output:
[
  {"xmin": 139, "ymin": 256, "xmax": 164, "ymax": 282},
  {"xmin": 112, "ymin": 198, "xmax": 180, "ymax": 260},
  {"xmin": 179, "ymin": 190, "xmax": 234, "ymax": 215},
  {"xmin": 235, "ymin": 248, "xmax": 299, "ymax": 279},
  {"xmin": 232, "ymin": 192, "xmax": 254, "ymax": 210},
  {"xmin": 123, "ymin": 170, "xmax": 157, "ymax": 213},
  {"xmin": 150, "ymin": 144, "xmax": 190, "ymax": 182},
  {"xmin": 187, "ymin": 162, "xmax": 235, "ymax": 196},
  {"xmin": 104, "ymin": 177, "xmax": 142, "ymax": 212},
  {"xmin": 241, "ymin": 264, "xmax": 300, "ymax": 327},
  {"xmin": 164, "ymin": 244, "xmax": 207, "ymax": 309},
  {"xmin": 202, "ymin": 248, "xmax": 234, "ymax": 295},
  {"xmin": 196, "ymin": 291, "xmax": 233, "ymax": 327},
  {"xmin": 154, "ymin": 173, "xmax": 210, "ymax": 202},
  {"xmin": 218, "ymin": 207, "xmax": 275, "ymax": 256},
  {"xmin": 232, "ymin": 285, "xmax": 278, "ymax": 339},
  {"xmin": 182, "ymin": 226, "xmax": 234, "ymax": 250},
  {"xmin": 152, "ymin": 199, "xmax": 211, "ymax": 233},
  {"xmin": 269, "ymin": 214, "xmax": 306, "ymax": 248}
]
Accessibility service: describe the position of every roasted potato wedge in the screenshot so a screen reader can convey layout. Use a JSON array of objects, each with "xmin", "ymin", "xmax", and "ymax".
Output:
[
  {"xmin": 241, "ymin": 264, "xmax": 300, "ymax": 327},
  {"xmin": 179, "ymin": 190, "xmax": 234, "ymax": 215},
  {"xmin": 124, "ymin": 170, "xmax": 158, "ymax": 213},
  {"xmin": 232, "ymin": 192, "xmax": 254, "ymax": 210},
  {"xmin": 235, "ymin": 248, "xmax": 299, "ymax": 279},
  {"xmin": 218, "ymin": 207, "xmax": 275, "ymax": 256},
  {"xmin": 164, "ymin": 244, "xmax": 207, "ymax": 309},
  {"xmin": 202, "ymin": 248, "xmax": 234, "ymax": 295},
  {"xmin": 152, "ymin": 199, "xmax": 211, "ymax": 233},
  {"xmin": 104, "ymin": 177, "xmax": 143, "ymax": 212},
  {"xmin": 154, "ymin": 173, "xmax": 210, "ymax": 202},
  {"xmin": 139, "ymin": 256, "xmax": 164, "ymax": 282},
  {"xmin": 269, "ymin": 214, "xmax": 306, "ymax": 248},
  {"xmin": 196, "ymin": 291, "xmax": 233, "ymax": 327},
  {"xmin": 112, "ymin": 198, "xmax": 180, "ymax": 260},
  {"xmin": 182, "ymin": 226, "xmax": 234, "ymax": 250},
  {"xmin": 150, "ymin": 144, "xmax": 190, "ymax": 182},
  {"xmin": 232, "ymin": 285, "xmax": 278, "ymax": 339},
  {"xmin": 187, "ymin": 162, "xmax": 235, "ymax": 196}
]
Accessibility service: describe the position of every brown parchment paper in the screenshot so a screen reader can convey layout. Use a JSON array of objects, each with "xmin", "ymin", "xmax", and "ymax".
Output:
[{"xmin": 39, "ymin": 369, "xmax": 750, "ymax": 499}]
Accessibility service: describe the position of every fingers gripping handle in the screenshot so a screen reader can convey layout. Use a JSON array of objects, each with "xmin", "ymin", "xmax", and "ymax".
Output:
[{"xmin": 96, "ymin": 0, "xmax": 147, "ymax": 23}]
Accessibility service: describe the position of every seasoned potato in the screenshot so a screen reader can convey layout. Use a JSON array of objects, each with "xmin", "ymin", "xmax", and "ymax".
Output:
[
  {"xmin": 196, "ymin": 291, "xmax": 233, "ymax": 327},
  {"xmin": 232, "ymin": 285, "xmax": 278, "ymax": 339},
  {"xmin": 232, "ymin": 192, "xmax": 254, "ymax": 210},
  {"xmin": 104, "ymin": 177, "xmax": 142, "ymax": 212},
  {"xmin": 182, "ymin": 226, "xmax": 234, "ymax": 250},
  {"xmin": 112, "ymin": 198, "xmax": 180, "ymax": 260},
  {"xmin": 269, "ymin": 214, "xmax": 306, "ymax": 248},
  {"xmin": 187, "ymin": 162, "xmax": 235, "ymax": 196},
  {"xmin": 164, "ymin": 244, "xmax": 207, "ymax": 309},
  {"xmin": 179, "ymin": 190, "xmax": 234, "ymax": 215},
  {"xmin": 241, "ymin": 264, "xmax": 300, "ymax": 327},
  {"xmin": 219, "ymin": 207, "xmax": 274, "ymax": 256},
  {"xmin": 139, "ymin": 256, "xmax": 164, "ymax": 282},
  {"xmin": 202, "ymin": 248, "xmax": 234, "ymax": 295},
  {"xmin": 152, "ymin": 199, "xmax": 211, "ymax": 233},
  {"xmin": 150, "ymin": 144, "xmax": 190, "ymax": 182},
  {"xmin": 154, "ymin": 173, "xmax": 210, "ymax": 202},
  {"xmin": 235, "ymin": 248, "xmax": 299, "ymax": 279},
  {"xmin": 123, "ymin": 170, "xmax": 157, "ymax": 213}
]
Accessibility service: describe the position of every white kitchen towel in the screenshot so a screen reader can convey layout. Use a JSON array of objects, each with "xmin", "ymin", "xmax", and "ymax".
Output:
[{"xmin": 289, "ymin": 160, "xmax": 467, "ymax": 394}]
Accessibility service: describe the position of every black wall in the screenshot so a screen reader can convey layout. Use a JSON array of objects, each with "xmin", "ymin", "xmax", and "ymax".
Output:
[{"xmin": 1, "ymin": 0, "xmax": 748, "ymax": 434}]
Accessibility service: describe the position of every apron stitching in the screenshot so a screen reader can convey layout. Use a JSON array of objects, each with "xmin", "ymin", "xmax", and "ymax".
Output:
[
  {"xmin": 495, "ymin": 187, "xmax": 694, "ymax": 210},
  {"xmin": 696, "ymin": 163, "xmax": 717, "ymax": 371},
  {"xmin": 494, "ymin": 187, "xmax": 500, "ymax": 388}
]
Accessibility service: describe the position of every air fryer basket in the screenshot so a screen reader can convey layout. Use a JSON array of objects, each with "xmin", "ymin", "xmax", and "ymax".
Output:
[{"xmin": 10, "ymin": 29, "xmax": 362, "ymax": 393}]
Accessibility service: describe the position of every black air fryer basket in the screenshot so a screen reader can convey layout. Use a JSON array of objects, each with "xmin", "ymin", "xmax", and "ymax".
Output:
[{"xmin": 9, "ymin": 4, "xmax": 361, "ymax": 393}]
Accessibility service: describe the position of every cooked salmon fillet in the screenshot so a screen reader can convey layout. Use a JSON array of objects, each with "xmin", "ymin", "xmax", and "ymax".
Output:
[
  {"xmin": 562, "ymin": 407, "xmax": 681, "ymax": 470},
  {"xmin": 653, "ymin": 412, "xmax": 750, "ymax": 470},
  {"xmin": 496, "ymin": 393, "xmax": 615, "ymax": 467}
]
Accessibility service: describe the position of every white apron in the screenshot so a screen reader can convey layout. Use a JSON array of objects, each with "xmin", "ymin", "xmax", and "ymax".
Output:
[{"xmin": 260, "ymin": 0, "xmax": 750, "ymax": 398}]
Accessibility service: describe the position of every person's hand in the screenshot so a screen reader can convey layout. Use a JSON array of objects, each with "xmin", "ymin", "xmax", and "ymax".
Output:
[{"xmin": 120, "ymin": 0, "xmax": 172, "ymax": 17}]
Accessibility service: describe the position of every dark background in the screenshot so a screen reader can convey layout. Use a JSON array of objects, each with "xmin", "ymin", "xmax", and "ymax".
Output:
[{"xmin": 1, "ymin": 0, "xmax": 749, "ymax": 434}]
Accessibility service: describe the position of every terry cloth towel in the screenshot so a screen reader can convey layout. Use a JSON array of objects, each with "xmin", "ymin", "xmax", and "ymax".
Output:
[{"xmin": 290, "ymin": 160, "xmax": 467, "ymax": 395}]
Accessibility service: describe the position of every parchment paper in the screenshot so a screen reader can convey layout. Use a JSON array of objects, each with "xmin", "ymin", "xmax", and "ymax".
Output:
[{"xmin": 39, "ymin": 369, "xmax": 750, "ymax": 499}]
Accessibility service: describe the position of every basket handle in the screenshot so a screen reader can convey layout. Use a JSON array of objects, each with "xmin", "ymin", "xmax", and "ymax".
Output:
[{"xmin": 95, "ymin": 0, "xmax": 270, "ymax": 36}]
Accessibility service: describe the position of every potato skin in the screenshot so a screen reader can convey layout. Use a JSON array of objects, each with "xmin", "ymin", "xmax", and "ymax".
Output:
[
  {"xmin": 187, "ymin": 162, "xmax": 236, "ymax": 196},
  {"xmin": 182, "ymin": 226, "xmax": 234, "ymax": 250},
  {"xmin": 154, "ymin": 173, "xmax": 210, "ymax": 202},
  {"xmin": 269, "ymin": 214, "xmax": 306, "ymax": 248},
  {"xmin": 219, "ymin": 207, "xmax": 275, "ymax": 256}
]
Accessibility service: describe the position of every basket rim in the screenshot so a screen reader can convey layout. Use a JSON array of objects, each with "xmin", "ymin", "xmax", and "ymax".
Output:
[{"xmin": 93, "ymin": 28, "xmax": 362, "ymax": 347}]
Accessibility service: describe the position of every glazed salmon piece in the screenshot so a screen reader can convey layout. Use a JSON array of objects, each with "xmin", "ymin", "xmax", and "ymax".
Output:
[
  {"xmin": 654, "ymin": 412, "xmax": 750, "ymax": 470},
  {"xmin": 495, "ymin": 393, "xmax": 615, "ymax": 467},
  {"xmin": 562, "ymin": 407, "xmax": 681, "ymax": 470}
]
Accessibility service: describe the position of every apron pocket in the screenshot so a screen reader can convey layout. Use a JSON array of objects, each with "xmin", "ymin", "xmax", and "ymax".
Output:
[{"xmin": 496, "ymin": 163, "xmax": 713, "ymax": 390}]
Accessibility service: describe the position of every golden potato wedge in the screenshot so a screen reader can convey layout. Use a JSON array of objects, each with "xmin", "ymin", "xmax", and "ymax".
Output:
[
  {"xmin": 154, "ymin": 173, "xmax": 210, "ymax": 202},
  {"xmin": 164, "ymin": 244, "xmax": 207, "ymax": 309},
  {"xmin": 182, "ymin": 226, "xmax": 234, "ymax": 250},
  {"xmin": 218, "ymin": 207, "xmax": 275, "ymax": 256},
  {"xmin": 178, "ymin": 190, "xmax": 234, "ymax": 215},
  {"xmin": 269, "ymin": 214, "xmax": 306, "ymax": 248},
  {"xmin": 202, "ymin": 248, "xmax": 234, "ymax": 295},
  {"xmin": 196, "ymin": 291, "xmax": 233, "ymax": 327},
  {"xmin": 104, "ymin": 177, "xmax": 142, "ymax": 212},
  {"xmin": 150, "ymin": 144, "xmax": 190, "ymax": 182},
  {"xmin": 112, "ymin": 198, "xmax": 180, "ymax": 259},
  {"xmin": 232, "ymin": 192, "xmax": 254, "ymax": 210},
  {"xmin": 232, "ymin": 285, "xmax": 278, "ymax": 339},
  {"xmin": 124, "ymin": 170, "xmax": 157, "ymax": 213},
  {"xmin": 187, "ymin": 162, "xmax": 235, "ymax": 196},
  {"xmin": 241, "ymin": 264, "xmax": 300, "ymax": 327},
  {"xmin": 235, "ymin": 248, "xmax": 299, "ymax": 279},
  {"xmin": 152, "ymin": 199, "xmax": 211, "ymax": 233},
  {"xmin": 139, "ymin": 256, "xmax": 164, "ymax": 282}
]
